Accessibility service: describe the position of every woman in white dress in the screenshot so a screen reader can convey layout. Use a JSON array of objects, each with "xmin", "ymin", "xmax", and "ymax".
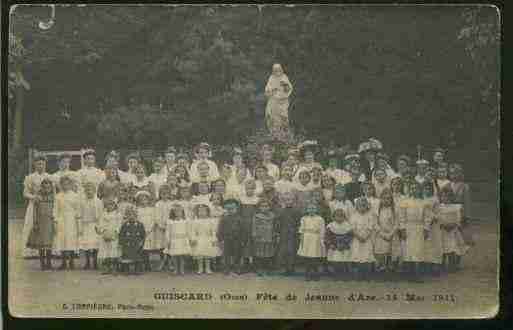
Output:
[
  {"xmin": 51, "ymin": 153, "xmax": 79, "ymax": 193},
  {"xmin": 264, "ymin": 63, "xmax": 293, "ymax": 138},
  {"xmin": 22, "ymin": 153, "xmax": 52, "ymax": 258},
  {"xmin": 190, "ymin": 143, "xmax": 219, "ymax": 183},
  {"xmin": 77, "ymin": 149, "xmax": 105, "ymax": 195},
  {"xmin": 148, "ymin": 156, "xmax": 167, "ymax": 200}
]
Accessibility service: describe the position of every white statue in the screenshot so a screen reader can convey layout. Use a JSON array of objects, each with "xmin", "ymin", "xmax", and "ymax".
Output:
[{"xmin": 264, "ymin": 63, "xmax": 293, "ymax": 138}]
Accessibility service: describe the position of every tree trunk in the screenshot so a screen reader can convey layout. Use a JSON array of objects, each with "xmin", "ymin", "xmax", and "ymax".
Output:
[{"xmin": 13, "ymin": 86, "xmax": 24, "ymax": 151}]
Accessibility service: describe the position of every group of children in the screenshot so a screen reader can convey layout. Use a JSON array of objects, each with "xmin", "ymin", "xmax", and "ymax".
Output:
[{"xmin": 22, "ymin": 138, "xmax": 472, "ymax": 282}]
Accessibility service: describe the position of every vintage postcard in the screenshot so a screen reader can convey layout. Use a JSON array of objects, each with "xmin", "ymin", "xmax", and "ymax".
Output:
[{"xmin": 6, "ymin": 4, "xmax": 500, "ymax": 319}]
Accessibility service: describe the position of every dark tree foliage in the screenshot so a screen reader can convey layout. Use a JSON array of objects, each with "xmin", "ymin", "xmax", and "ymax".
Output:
[{"xmin": 9, "ymin": 5, "xmax": 499, "ymax": 155}]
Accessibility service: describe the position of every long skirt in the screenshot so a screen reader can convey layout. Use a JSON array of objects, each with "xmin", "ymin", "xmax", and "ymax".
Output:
[{"xmin": 21, "ymin": 202, "xmax": 39, "ymax": 257}]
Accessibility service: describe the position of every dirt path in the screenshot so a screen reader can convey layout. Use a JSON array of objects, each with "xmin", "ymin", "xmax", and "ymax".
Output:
[{"xmin": 7, "ymin": 216, "xmax": 499, "ymax": 319}]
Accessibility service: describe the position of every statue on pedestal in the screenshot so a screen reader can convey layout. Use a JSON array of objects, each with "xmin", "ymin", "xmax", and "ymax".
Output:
[{"xmin": 264, "ymin": 63, "xmax": 293, "ymax": 140}]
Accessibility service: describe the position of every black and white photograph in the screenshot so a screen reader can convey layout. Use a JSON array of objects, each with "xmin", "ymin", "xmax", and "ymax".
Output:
[{"xmin": 6, "ymin": 4, "xmax": 500, "ymax": 319}]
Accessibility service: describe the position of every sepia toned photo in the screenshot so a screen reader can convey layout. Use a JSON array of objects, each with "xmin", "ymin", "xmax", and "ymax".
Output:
[{"xmin": 6, "ymin": 4, "xmax": 500, "ymax": 319}]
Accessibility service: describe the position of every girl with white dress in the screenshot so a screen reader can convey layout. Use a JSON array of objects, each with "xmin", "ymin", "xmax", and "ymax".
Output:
[
  {"xmin": 421, "ymin": 181, "xmax": 443, "ymax": 275},
  {"xmin": 53, "ymin": 176, "xmax": 82, "ymax": 270},
  {"xmin": 164, "ymin": 204, "xmax": 191, "ymax": 275},
  {"xmin": 189, "ymin": 204, "xmax": 220, "ymax": 274},
  {"xmin": 374, "ymin": 188, "xmax": 397, "ymax": 273},
  {"xmin": 22, "ymin": 154, "xmax": 52, "ymax": 258},
  {"xmin": 135, "ymin": 190, "xmax": 158, "ymax": 271},
  {"xmin": 79, "ymin": 182, "xmax": 103, "ymax": 270},
  {"xmin": 350, "ymin": 197, "xmax": 377, "ymax": 281},
  {"xmin": 96, "ymin": 198, "xmax": 121, "ymax": 274},
  {"xmin": 438, "ymin": 185, "xmax": 467, "ymax": 272},
  {"xmin": 155, "ymin": 184, "xmax": 174, "ymax": 268},
  {"xmin": 325, "ymin": 208, "xmax": 353, "ymax": 280},
  {"xmin": 397, "ymin": 182, "xmax": 431, "ymax": 282},
  {"xmin": 297, "ymin": 203, "xmax": 326, "ymax": 281}
]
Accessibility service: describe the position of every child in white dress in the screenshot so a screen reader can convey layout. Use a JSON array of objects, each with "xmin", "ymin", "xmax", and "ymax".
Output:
[
  {"xmin": 350, "ymin": 197, "xmax": 377, "ymax": 281},
  {"xmin": 325, "ymin": 208, "xmax": 353, "ymax": 280},
  {"xmin": 438, "ymin": 185, "xmax": 467, "ymax": 272},
  {"xmin": 136, "ymin": 190, "xmax": 158, "ymax": 271},
  {"xmin": 189, "ymin": 204, "xmax": 219, "ymax": 274},
  {"xmin": 164, "ymin": 204, "xmax": 191, "ymax": 275},
  {"xmin": 210, "ymin": 193, "xmax": 225, "ymax": 272},
  {"xmin": 79, "ymin": 182, "xmax": 103, "ymax": 270},
  {"xmin": 54, "ymin": 176, "xmax": 82, "ymax": 270},
  {"xmin": 422, "ymin": 181, "xmax": 443, "ymax": 275},
  {"xmin": 397, "ymin": 182, "xmax": 431, "ymax": 282},
  {"xmin": 374, "ymin": 188, "xmax": 397, "ymax": 273},
  {"xmin": 155, "ymin": 184, "xmax": 174, "ymax": 270},
  {"xmin": 178, "ymin": 183, "xmax": 195, "ymax": 220},
  {"xmin": 96, "ymin": 198, "xmax": 121, "ymax": 274},
  {"xmin": 297, "ymin": 203, "xmax": 326, "ymax": 281}
]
